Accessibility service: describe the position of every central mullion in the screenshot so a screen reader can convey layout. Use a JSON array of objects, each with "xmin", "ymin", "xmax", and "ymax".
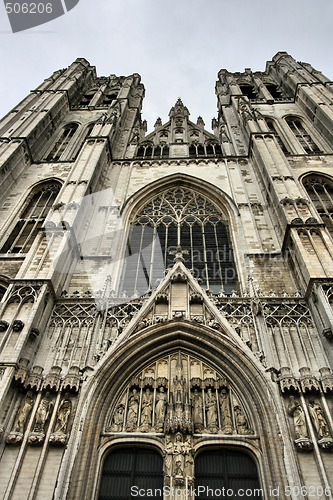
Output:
[
  {"xmin": 148, "ymin": 226, "xmax": 157, "ymax": 289},
  {"xmin": 190, "ymin": 224, "xmax": 194, "ymax": 270},
  {"xmin": 214, "ymin": 224, "xmax": 223, "ymax": 290},
  {"xmin": 134, "ymin": 225, "xmax": 145, "ymax": 292},
  {"xmin": 202, "ymin": 224, "xmax": 209, "ymax": 289},
  {"xmin": 164, "ymin": 225, "xmax": 168, "ymax": 267}
]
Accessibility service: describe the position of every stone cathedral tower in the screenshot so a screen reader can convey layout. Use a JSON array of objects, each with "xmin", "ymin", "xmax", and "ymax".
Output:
[{"xmin": 0, "ymin": 52, "xmax": 333, "ymax": 499}]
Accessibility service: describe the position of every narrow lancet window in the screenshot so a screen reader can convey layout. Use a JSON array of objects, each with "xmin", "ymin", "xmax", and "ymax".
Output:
[
  {"xmin": 286, "ymin": 117, "xmax": 321, "ymax": 154},
  {"xmin": 303, "ymin": 175, "xmax": 333, "ymax": 236},
  {"xmin": 1, "ymin": 182, "xmax": 61, "ymax": 253}
]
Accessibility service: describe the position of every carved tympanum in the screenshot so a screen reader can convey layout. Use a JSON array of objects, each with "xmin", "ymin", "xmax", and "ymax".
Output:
[{"xmin": 105, "ymin": 351, "xmax": 253, "ymax": 437}]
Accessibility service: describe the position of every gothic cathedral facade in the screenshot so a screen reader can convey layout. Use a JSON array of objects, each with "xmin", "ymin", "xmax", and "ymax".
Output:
[{"xmin": 0, "ymin": 52, "xmax": 333, "ymax": 499}]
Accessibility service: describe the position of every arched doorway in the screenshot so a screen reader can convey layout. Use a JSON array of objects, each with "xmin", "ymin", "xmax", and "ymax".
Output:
[
  {"xmin": 195, "ymin": 448, "xmax": 262, "ymax": 499},
  {"xmin": 98, "ymin": 447, "xmax": 163, "ymax": 500}
]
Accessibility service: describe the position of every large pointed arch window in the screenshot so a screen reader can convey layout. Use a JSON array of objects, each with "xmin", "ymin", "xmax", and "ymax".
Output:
[
  {"xmin": 121, "ymin": 187, "xmax": 237, "ymax": 296},
  {"xmin": 303, "ymin": 175, "xmax": 333, "ymax": 236},
  {"xmin": 1, "ymin": 182, "xmax": 61, "ymax": 253}
]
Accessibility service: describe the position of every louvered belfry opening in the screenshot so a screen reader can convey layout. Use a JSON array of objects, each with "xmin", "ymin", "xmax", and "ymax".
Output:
[
  {"xmin": 120, "ymin": 187, "xmax": 237, "ymax": 296},
  {"xmin": 195, "ymin": 449, "xmax": 262, "ymax": 499},
  {"xmin": 98, "ymin": 447, "xmax": 163, "ymax": 500}
]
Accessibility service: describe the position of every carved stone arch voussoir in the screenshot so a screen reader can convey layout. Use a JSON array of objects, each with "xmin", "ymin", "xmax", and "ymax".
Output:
[{"xmin": 119, "ymin": 173, "xmax": 241, "ymax": 225}]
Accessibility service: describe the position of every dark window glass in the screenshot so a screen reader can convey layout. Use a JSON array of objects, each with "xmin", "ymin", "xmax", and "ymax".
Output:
[
  {"xmin": 102, "ymin": 92, "xmax": 118, "ymax": 106},
  {"xmin": 189, "ymin": 144, "xmax": 197, "ymax": 157},
  {"xmin": 79, "ymin": 90, "xmax": 96, "ymax": 106}
]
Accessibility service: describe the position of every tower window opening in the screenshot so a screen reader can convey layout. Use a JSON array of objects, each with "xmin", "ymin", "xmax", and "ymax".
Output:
[
  {"xmin": 79, "ymin": 90, "xmax": 96, "ymax": 106},
  {"xmin": 286, "ymin": 117, "xmax": 322, "ymax": 154},
  {"xmin": 46, "ymin": 123, "xmax": 79, "ymax": 161},
  {"xmin": 239, "ymin": 84, "xmax": 258, "ymax": 100},
  {"xmin": 1, "ymin": 182, "xmax": 61, "ymax": 254},
  {"xmin": 0, "ymin": 285, "xmax": 6, "ymax": 301},
  {"xmin": 303, "ymin": 175, "xmax": 333, "ymax": 236},
  {"xmin": 265, "ymin": 118, "xmax": 289, "ymax": 154},
  {"xmin": 102, "ymin": 91, "xmax": 118, "ymax": 106},
  {"xmin": 265, "ymin": 83, "xmax": 285, "ymax": 100}
]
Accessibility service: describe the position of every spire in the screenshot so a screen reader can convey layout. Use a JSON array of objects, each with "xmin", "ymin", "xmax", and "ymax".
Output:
[{"xmin": 169, "ymin": 98, "xmax": 190, "ymax": 119}]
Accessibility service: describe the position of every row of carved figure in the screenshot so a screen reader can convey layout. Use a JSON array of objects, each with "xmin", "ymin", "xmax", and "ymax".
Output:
[
  {"xmin": 4, "ymin": 391, "xmax": 72, "ymax": 446},
  {"xmin": 288, "ymin": 396, "xmax": 333, "ymax": 451},
  {"xmin": 109, "ymin": 385, "xmax": 253, "ymax": 435}
]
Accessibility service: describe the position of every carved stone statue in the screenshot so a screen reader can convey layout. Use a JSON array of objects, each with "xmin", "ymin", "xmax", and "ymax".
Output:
[
  {"xmin": 155, "ymin": 387, "xmax": 167, "ymax": 431},
  {"xmin": 126, "ymin": 388, "xmax": 139, "ymax": 430},
  {"xmin": 184, "ymin": 435, "xmax": 195, "ymax": 480},
  {"xmin": 173, "ymin": 432, "xmax": 185, "ymax": 477},
  {"xmin": 219, "ymin": 388, "xmax": 233, "ymax": 432},
  {"xmin": 140, "ymin": 388, "xmax": 153, "ymax": 430},
  {"xmin": 54, "ymin": 394, "xmax": 71, "ymax": 434},
  {"xmin": 163, "ymin": 435, "xmax": 173, "ymax": 478},
  {"xmin": 110, "ymin": 404, "xmax": 125, "ymax": 432},
  {"xmin": 34, "ymin": 392, "xmax": 53, "ymax": 433},
  {"xmin": 13, "ymin": 391, "xmax": 34, "ymax": 433},
  {"xmin": 205, "ymin": 388, "xmax": 218, "ymax": 432},
  {"xmin": 288, "ymin": 396, "xmax": 308, "ymax": 440},
  {"xmin": 308, "ymin": 401, "xmax": 331, "ymax": 439},
  {"xmin": 192, "ymin": 389, "xmax": 203, "ymax": 432},
  {"xmin": 234, "ymin": 405, "xmax": 252, "ymax": 435}
]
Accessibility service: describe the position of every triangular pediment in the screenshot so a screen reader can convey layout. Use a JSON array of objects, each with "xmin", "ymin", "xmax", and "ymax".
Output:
[{"xmin": 107, "ymin": 256, "xmax": 254, "ymax": 358}]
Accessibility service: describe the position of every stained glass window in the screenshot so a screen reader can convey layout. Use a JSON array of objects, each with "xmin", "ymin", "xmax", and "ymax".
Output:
[{"xmin": 121, "ymin": 187, "xmax": 237, "ymax": 295}]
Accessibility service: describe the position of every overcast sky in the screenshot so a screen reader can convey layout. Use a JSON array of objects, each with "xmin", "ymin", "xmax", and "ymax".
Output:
[{"xmin": 0, "ymin": 0, "xmax": 332, "ymax": 133}]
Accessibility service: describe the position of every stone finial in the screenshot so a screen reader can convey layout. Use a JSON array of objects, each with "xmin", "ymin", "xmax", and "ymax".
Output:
[{"xmin": 169, "ymin": 245, "xmax": 188, "ymax": 263}]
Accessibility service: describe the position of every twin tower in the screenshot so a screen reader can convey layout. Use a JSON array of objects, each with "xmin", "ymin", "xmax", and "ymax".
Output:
[{"xmin": 0, "ymin": 52, "xmax": 332, "ymax": 499}]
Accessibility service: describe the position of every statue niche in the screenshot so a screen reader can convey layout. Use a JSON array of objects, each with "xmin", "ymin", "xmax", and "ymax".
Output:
[
  {"xmin": 105, "ymin": 351, "xmax": 254, "ymax": 439},
  {"xmin": 7, "ymin": 391, "xmax": 35, "ymax": 445}
]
